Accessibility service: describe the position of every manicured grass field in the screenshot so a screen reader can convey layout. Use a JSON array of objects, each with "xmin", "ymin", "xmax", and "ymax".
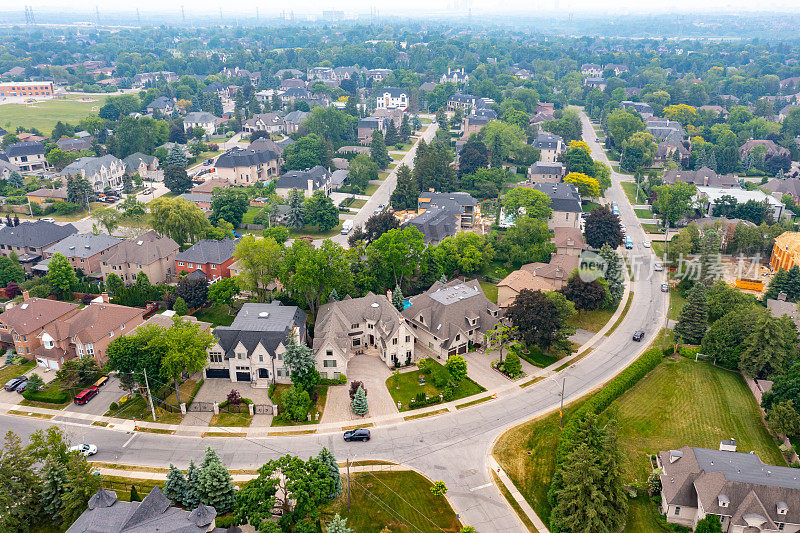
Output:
[
  {"xmin": 210, "ymin": 409, "xmax": 253, "ymax": 427},
  {"xmin": 0, "ymin": 360, "xmax": 35, "ymax": 385},
  {"xmin": 634, "ymin": 208, "xmax": 653, "ymax": 219},
  {"xmin": 377, "ymin": 171, "xmax": 390, "ymax": 180},
  {"xmin": 0, "ymin": 94, "xmax": 109, "ymax": 136},
  {"xmin": 288, "ymin": 222, "xmax": 344, "ymax": 240},
  {"xmin": 620, "ymin": 182, "xmax": 647, "ymax": 204},
  {"xmin": 241, "ymin": 206, "xmax": 261, "ymax": 224},
  {"xmin": 364, "ymin": 183, "xmax": 380, "ymax": 196},
  {"xmin": 321, "ymin": 470, "xmax": 461, "ymax": 533},
  {"xmin": 668, "ymin": 288, "xmax": 687, "ymax": 321},
  {"xmin": 567, "ymin": 307, "xmax": 615, "ymax": 333},
  {"xmin": 582, "ymin": 201, "xmax": 601, "ymax": 213},
  {"xmin": 193, "ymin": 303, "xmax": 235, "ymax": 327},
  {"xmin": 385, "ymin": 358, "xmax": 486, "ymax": 411},
  {"xmin": 479, "ymin": 280, "xmax": 498, "ymax": 303}
]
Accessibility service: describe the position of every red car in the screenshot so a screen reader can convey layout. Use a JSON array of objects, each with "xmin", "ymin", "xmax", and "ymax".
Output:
[{"xmin": 73, "ymin": 386, "xmax": 99, "ymax": 405}]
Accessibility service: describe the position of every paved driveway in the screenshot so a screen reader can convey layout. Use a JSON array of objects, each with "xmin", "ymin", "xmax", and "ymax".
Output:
[
  {"xmin": 64, "ymin": 376, "xmax": 125, "ymax": 416},
  {"xmin": 321, "ymin": 353, "xmax": 398, "ymax": 424},
  {"xmin": 183, "ymin": 378, "xmax": 273, "ymax": 427}
]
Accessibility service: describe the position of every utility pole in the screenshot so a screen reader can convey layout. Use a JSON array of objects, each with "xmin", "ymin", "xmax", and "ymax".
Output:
[
  {"xmin": 559, "ymin": 378, "xmax": 565, "ymax": 429},
  {"xmin": 143, "ymin": 367, "xmax": 157, "ymax": 422},
  {"xmin": 346, "ymin": 457, "xmax": 351, "ymax": 513}
]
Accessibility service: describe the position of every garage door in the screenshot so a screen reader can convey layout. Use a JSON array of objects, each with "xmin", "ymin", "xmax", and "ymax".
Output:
[
  {"xmin": 205, "ymin": 368, "xmax": 230, "ymax": 379},
  {"xmin": 457, "ymin": 344, "xmax": 467, "ymax": 354},
  {"xmin": 235, "ymin": 372, "xmax": 251, "ymax": 382}
]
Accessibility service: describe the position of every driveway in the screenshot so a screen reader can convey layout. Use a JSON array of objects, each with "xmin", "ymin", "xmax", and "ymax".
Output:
[
  {"xmin": 183, "ymin": 378, "xmax": 272, "ymax": 427},
  {"xmin": 321, "ymin": 353, "xmax": 398, "ymax": 424},
  {"xmin": 63, "ymin": 376, "xmax": 125, "ymax": 416}
]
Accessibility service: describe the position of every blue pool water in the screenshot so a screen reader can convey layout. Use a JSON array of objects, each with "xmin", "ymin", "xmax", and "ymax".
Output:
[{"xmin": 403, "ymin": 298, "xmax": 412, "ymax": 309}]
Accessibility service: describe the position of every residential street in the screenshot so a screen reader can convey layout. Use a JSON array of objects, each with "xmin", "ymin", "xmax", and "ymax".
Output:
[{"xmin": 0, "ymin": 109, "xmax": 669, "ymax": 532}]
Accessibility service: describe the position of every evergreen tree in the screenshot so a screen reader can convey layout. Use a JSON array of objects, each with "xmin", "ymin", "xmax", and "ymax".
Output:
[
  {"xmin": 400, "ymin": 114, "xmax": 412, "ymax": 141},
  {"xmin": 61, "ymin": 453, "xmax": 101, "ymax": 525},
  {"xmin": 389, "ymin": 164, "xmax": 419, "ymax": 211},
  {"xmin": 129, "ymin": 485, "xmax": 141, "ymax": 502},
  {"xmin": 698, "ymin": 229, "xmax": 722, "ymax": 286},
  {"xmin": 164, "ymin": 464, "xmax": 189, "ymax": 507},
  {"xmin": 184, "ymin": 460, "xmax": 201, "ymax": 508},
  {"xmin": 39, "ymin": 455, "xmax": 68, "ymax": 523},
  {"xmin": 328, "ymin": 288, "xmax": 339, "ymax": 302},
  {"xmin": 384, "ymin": 120, "xmax": 400, "ymax": 145},
  {"xmin": 351, "ymin": 385, "xmax": 368, "ymax": 416},
  {"xmin": 392, "ymin": 284, "xmax": 404, "ymax": 312},
  {"xmin": 413, "ymin": 115, "xmax": 422, "ymax": 130},
  {"xmin": 370, "ymin": 130, "xmax": 391, "ymax": 169},
  {"xmin": 786, "ymin": 265, "xmax": 800, "ymax": 301},
  {"xmin": 740, "ymin": 314, "xmax": 797, "ymax": 378},
  {"xmin": 317, "ymin": 447, "xmax": 342, "ymax": 499},
  {"xmin": 165, "ymin": 144, "xmax": 188, "ymax": 168},
  {"xmin": 490, "ymin": 133, "xmax": 503, "ymax": 168},
  {"xmin": 598, "ymin": 244, "xmax": 624, "ymax": 304},
  {"xmin": 197, "ymin": 447, "xmax": 235, "ymax": 513},
  {"xmin": 327, "ymin": 514, "xmax": 354, "ymax": 533},
  {"xmin": 287, "ymin": 188, "xmax": 305, "ymax": 230},
  {"xmin": 435, "ymin": 108, "xmax": 448, "ymax": 129},
  {"xmin": 765, "ymin": 268, "xmax": 790, "ymax": 301},
  {"xmin": 674, "ymin": 282, "xmax": 708, "ymax": 345}
]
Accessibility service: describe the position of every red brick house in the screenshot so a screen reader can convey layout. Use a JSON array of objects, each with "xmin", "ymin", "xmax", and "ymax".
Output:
[{"xmin": 175, "ymin": 238, "xmax": 237, "ymax": 281}]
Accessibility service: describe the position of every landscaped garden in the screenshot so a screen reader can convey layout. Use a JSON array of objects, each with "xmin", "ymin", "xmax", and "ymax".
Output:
[
  {"xmin": 269, "ymin": 383, "xmax": 328, "ymax": 426},
  {"xmin": 385, "ymin": 358, "xmax": 485, "ymax": 411}
]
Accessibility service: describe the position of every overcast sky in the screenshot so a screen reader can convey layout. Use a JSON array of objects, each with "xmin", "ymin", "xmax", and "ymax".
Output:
[{"xmin": 17, "ymin": 1, "xmax": 800, "ymax": 17}]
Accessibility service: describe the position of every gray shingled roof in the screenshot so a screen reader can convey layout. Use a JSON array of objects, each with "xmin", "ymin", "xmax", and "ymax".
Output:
[
  {"xmin": 5, "ymin": 141, "xmax": 45, "ymax": 158},
  {"xmin": 277, "ymin": 165, "xmax": 330, "ymax": 190},
  {"xmin": 532, "ymin": 133, "xmax": 563, "ymax": 150},
  {"xmin": 183, "ymin": 111, "xmax": 216, "ymax": 124},
  {"xmin": 176, "ymin": 238, "xmax": 236, "ymax": 264},
  {"xmin": 213, "ymin": 302, "xmax": 306, "ymax": 360},
  {"xmin": 314, "ymin": 292, "xmax": 406, "ymax": 354},
  {"xmin": 0, "ymin": 220, "xmax": 77, "ymax": 249},
  {"xmin": 375, "ymin": 87, "xmax": 407, "ymax": 98},
  {"xmin": 530, "ymin": 183, "xmax": 581, "ymax": 213},
  {"xmin": 60, "ymin": 154, "xmax": 123, "ymax": 178},
  {"xmin": 102, "ymin": 230, "xmax": 178, "ymax": 266},
  {"xmin": 122, "ymin": 152, "xmax": 158, "ymax": 172},
  {"xmin": 44, "ymin": 232, "xmax": 122, "ymax": 258},
  {"xmin": 215, "ymin": 145, "xmax": 278, "ymax": 169}
]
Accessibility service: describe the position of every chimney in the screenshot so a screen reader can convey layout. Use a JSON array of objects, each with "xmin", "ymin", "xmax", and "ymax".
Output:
[
  {"xmin": 101, "ymin": 292, "xmax": 110, "ymax": 304},
  {"xmin": 22, "ymin": 290, "xmax": 30, "ymax": 300},
  {"xmin": 778, "ymin": 291, "xmax": 788, "ymax": 301},
  {"xmin": 387, "ymin": 290, "xmax": 392, "ymax": 300}
]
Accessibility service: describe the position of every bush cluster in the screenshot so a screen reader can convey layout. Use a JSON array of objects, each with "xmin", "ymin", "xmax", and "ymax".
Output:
[
  {"xmin": 319, "ymin": 374, "xmax": 347, "ymax": 386},
  {"xmin": 22, "ymin": 387, "xmax": 70, "ymax": 404}
]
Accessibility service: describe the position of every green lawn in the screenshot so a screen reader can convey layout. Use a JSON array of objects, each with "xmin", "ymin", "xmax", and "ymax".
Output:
[
  {"xmin": 210, "ymin": 409, "xmax": 253, "ymax": 427},
  {"xmin": 288, "ymin": 222, "xmax": 343, "ymax": 240},
  {"xmin": 479, "ymin": 280, "xmax": 498, "ymax": 303},
  {"xmin": 482, "ymin": 261, "xmax": 512, "ymax": 281},
  {"xmin": 321, "ymin": 470, "xmax": 461, "ymax": 533},
  {"xmin": 0, "ymin": 360, "xmax": 35, "ymax": 385},
  {"xmin": 641, "ymin": 223, "xmax": 662, "ymax": 233},
  {"xmin": 494, "ymin": 356, "xmax": 784, "ymax": 531},
  {"xmin": 634, "ymin": 208, "xmax": 653, "ymax": 219},
  {"xmin": 193, "ymin": 303, "xmax": 235, "ymax": 327},
  {"xmin": 347, "ymin": 198, "xmax": 366, "ymax": 209},
  {"xmin": 188, "ymin": 150, "xmax": 222, "ymax": 168},
  {"xmin": 668, "ymin": 288, "xmax": 687, "ymax": 321},
  {"xmin": 377, "ymin": 172, "xmax": 390, "ymax": 180},
  {"xmin": 0, "ymin": 94, "xmax": 109, "ymax": 136},
  {"xmin": 620, "ymin": 182, "xmax": 647, "ymax": 204},
  {"xmin": 515, "ymin": 346, "xmax": 559, "ymax": 368},
  {"xmin": 582, "ymin": 201, "xmax": 601, "ymax": 213},
  {"xmin": 241, "ymin": 206, "xmax": 261, "ymax": 224},
  {"xmin": 567, "ymin": 308, "xmax": 615, "ymax": 333},
  {"xmin": 385, "ymin": 358, "xmax": 486, "ymax": 411},
  {"xmin": 622, "ymin": 495, "xmax": 665, "ymax": 533},
  {"xmin": 364, "ymin": 183, "xmax": 380, "ymax": 196}
]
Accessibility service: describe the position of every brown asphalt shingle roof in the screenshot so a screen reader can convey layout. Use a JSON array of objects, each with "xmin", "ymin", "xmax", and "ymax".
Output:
[
  {"xmin": 102, "ymin": 230, "xmax": 178, "ymax": 267},
  {"xmin": 0, "ymin": 298, "xmax": 78, "ymax": 335}
]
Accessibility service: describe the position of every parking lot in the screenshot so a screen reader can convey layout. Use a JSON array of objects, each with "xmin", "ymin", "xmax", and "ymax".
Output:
[{"xmin": 63, "ymin": 376, "xmax": 125, "ymax": 416}]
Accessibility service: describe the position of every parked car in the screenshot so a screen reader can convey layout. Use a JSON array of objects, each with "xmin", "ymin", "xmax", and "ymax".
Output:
[
  {"xmin": 632, "ymin": 330, "xmax": 645, "ymax": 342},
  {"xmin": 653, "ymin": 262, "xmax": 663, "ymax": 272},
  {"xmin": 661, "ymin": 283, "xmax": 669, "ymax": 292},
  {"xmin": 4, "ymin": 376, "xmax": 27, "ymax": 391},
  {"xmin": 41, "ymin": 217, "xmax": 55, "ymax": 223},
  {"xmin": 73, "ymin": 386, "xmax": 99, "ymax": 405},
  {"xmin": 16, "ymin": 381, "xmax": 28, "ymax": 393},
  {"xmin": 625, "ymin": 236, "xmax": 633, "ymax": 249},
  {"xmin": 69, "ymin": 444, "xmax": 97, "ymax": 457},
  {"xmin": 643, "ymin": 241, "xmax": 651, "ymax": 248},
  {"xmin": 93, "ymin": 375, "xmax": 109, "ymax": 388},
  {"xmin": 203, "ymin": 159, "xmax": 214, "ymax": 166},
  {"xmin": 343, "ymin": 428, "xmax": 371, "ymax": 442}
]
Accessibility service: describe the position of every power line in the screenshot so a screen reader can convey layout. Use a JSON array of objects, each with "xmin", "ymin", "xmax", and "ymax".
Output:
[{"xmin": 359, "ymin": 468, "xmax": 449, "ymax": 532}]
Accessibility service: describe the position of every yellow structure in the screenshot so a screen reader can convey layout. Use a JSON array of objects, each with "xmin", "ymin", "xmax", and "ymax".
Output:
[
  {"xmin": 735, "ymin": 278, "xmax": 764, "ymax": 291},
  {"xmin": 770, "ymin": 231, "xmax": 800, "ymax": 272}
]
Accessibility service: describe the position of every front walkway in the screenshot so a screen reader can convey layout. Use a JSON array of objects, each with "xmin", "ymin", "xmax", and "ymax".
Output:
[{"xmin": 180, "ymin": 377, "xmax": 273, "ymax": 428}]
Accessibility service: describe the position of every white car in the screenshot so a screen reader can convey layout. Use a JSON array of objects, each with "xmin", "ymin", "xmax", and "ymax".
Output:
[
  {"xmin": 70, "ymin": 444, "xmax": 98, "ymax": 457},
  {"xmin": 643, "ymin": 241, "xmax": 651, "ymax": 248},
  {"xmin": 41, "ymin": 217, "xmax": 55, "ymax": 223}
]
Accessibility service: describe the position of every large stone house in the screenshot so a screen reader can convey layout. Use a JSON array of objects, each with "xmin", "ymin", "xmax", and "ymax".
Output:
[
  {"xmin": 206, "ymin": 302, "xmax": 307, "ymax": 386},
  {"xmin": 100, "ymin": 230, "xmax": 179, "ymax": 285},
  {"xmin": 658, "ymin": 444, "xmax": 800, "ymax": 532},
  {"xmin": 402, "ymin": 279, "xmax": 501, "ymax": 358},
  {"xmin": 404, "ymin": 191, "xmax": 480, "ymax": 244},
  {"xmin": 532, "ymin": 133, "xmax": 565, "ymax": 163},
  {"xmin": 375, "ymin": 87, "xmax": 409, "ymax": 111},
  {"xmin": 276, "ymin": 166, "xmax": 332, "ymax": 197},
  {"xmin": 213, "ymin": 144, "xmax": 281, "ymax": 185},
  {"xmin": 242, "ymin": 113, "xmax": 286, "ymax": 134},
  {"xmin": 3, "ymin": 141, "xmax": 49, "ymax": 172},
  {"xmin": 497, "ymin": 254, "xmax": 581, "ymax": 307},
  {"xmin": 183, "ymin": 111, "xmax": 218, "ymax": 136},
  {"xmin": 42, "ymin": 232, "xmax": 122, "ymax": 276},
  {"xmin": 314, "ymin": 293, "xmax": 417, "ymax": 378},
  {"xmin": 0, "ymin": 295, "xmax": 79, "ymax": 365},
  {"xmin": 60, "ymin": 155, "xmax": 125, "ymax": 192},
  {"xmin": 528, "ymin": 182, "xmax": 582, "ymax": 230},
  {"xmin": 0, "ymin": 220, "xmax": 78, "ymax": 272},
  {"xmin": 122, "ymin": 152, "xmax": 159, "ymax": 178}
]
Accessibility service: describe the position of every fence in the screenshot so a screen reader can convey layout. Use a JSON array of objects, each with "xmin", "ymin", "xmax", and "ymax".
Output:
[
  {"xmin": 254, "ymin": 404, "xmax": 273, "ymax": 415},
  {"xmin": 187, "ymin": 401, "xmax": 214, "ymax": 413}
]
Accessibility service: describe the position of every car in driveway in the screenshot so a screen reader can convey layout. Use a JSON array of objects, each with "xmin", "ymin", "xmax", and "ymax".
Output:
[
  {"xmin": 632, "ymin": 330, "xmax": 645, "ymax": 342},
  {"xmin": 4, "ymin": 376, "xmax": 27, "ymax": 391},
  {"xmin": 41, "ymin": 217, "xmax": 55, "ymax": 223},
  {"xmin": 661, "ymin": 283, "xmax": 669, "ymax": 292},
  {"xmin": 69, "ymin": 444, "xmax": 97, "ymax": 457},
  {"xmin": 343, "ymin": 428, "xmax": 371, "ymax": 442},
  {"xmin": 643, "ymin": 240, "xmax": 651, "ymax": 248},
  {"xmin": 73, "ymin": 386, "xmax": 99, "ymax": 405}
]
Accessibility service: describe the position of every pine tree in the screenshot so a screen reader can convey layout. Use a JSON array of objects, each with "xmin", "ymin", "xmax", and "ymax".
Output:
[
  {"xmin": 400, "ymin": 114, "xmax": 412, "ymax": 141},
  {"xmin": 598, "ymin": 244, "xmax": 624, "ymax": 304},
  {"xmin": 351, "ymin": 385, "xmax": 368, "ymax": 416},
  {"xmin": 184, "ymin": 460, "xmax": 201, "ymax": 508},
  {"xmin": 317, "ymin": 446, "xmax": 342, "ymax": 499},
  {"xmin": 392, "ymin": 284, "xmax": 404, "ymax": 312},
  {"xmin": 197, "ymin": 447, "xmax": 235, "ymax": 513},
  {"xmin": 129, "ymin": 485, "xmax": 141, "ymax": 502},
  {"xmin": 165, "ymin": 144, "xmax": 188, "ymax": 168},
  {"xmin": 785, "ymin": 265, "xmax": 800, "ymax": 301},
  {"xmin": 40, "ymin": 455, "xmax": 68, "ymax": 523},
  {"xmin": 384, "ymin": 120, "xmax": 400, "ymax": 146},
  {"xmin": 164, "ymin": 464, "xmax": 189, "ymax": 507},
  {"xmin": 287, "ymin": 188, "xmax": 305, "ymax": 230},
  {"xmin": 329, "ymin": 289, "xmax": 339, "ymax": 302},
  {"xmin": 370, "ymin": 130, "xmax": 391, "ymax": 169},
  {"xmin": 698, "ymin": 229, "xmax": 722, "ymax": 286},
  {"xmin": 765, "ymin": 268, "xmax": 790, "ymax": 301},
  {"xmin": 327, "ymin": 514, "xmax": 354, "ymax": 533},
  {"xmin": 412, "ymin": 115, "xmax": 422, "ymax": 131},
  {"xmin": 674, "ymin": 282, "xmax": 708, "ymax": 345}
]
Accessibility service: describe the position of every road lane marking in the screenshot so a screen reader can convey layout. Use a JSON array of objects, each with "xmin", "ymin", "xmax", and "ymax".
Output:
[
  {"xmin": 470, "ymin": 482, "xmax": 492, "ymax": 491},
  {"xmin": 122, "ymin": 434, "xmax": 136, "ymax": 448}
]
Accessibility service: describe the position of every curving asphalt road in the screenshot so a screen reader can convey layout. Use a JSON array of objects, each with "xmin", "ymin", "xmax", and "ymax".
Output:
[{"xmin": 0, "ymin": 109, "xmax": 668, "ymax": 532}]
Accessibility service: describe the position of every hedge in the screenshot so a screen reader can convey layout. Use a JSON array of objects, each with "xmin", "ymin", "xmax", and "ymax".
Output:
[
  {"xmin": 22, "ymin": 387, "xmax": 70, "ymax": 404},
  {"xmin": 409, "ymin": 394, "xmax": 442, "ymax": 410},
  {"xmin": 320, "ymin": 374, "xmax": 347, "ymax": 386},
  {"xmin": 218, "ymin": 397, "xmax": 253, "ymax": 410}
]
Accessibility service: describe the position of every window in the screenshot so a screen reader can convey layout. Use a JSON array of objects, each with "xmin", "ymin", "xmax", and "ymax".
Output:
[
  {"xmin": 326, "ymin": 349, "xmax": 333, "ymax": 356},
  {"xmin": 323, "ymin": 360, "xmax": 337, "ymax": 368},
  {"xmin": 22, "ymin": 335, "xmax": 27, "ymax": 342},
  {"xmin": 120, "ymin": 324, "xmax": 124, "ymax": 330},
  {"xmin": 777, "ymin": 524, "xmax": 784, "ymax": 531},
  {"xmin": 405, "ymin": 335, "xmax": 410, "ymax": 342},
  {"xmin": 209, "ymin": 353, "xmax": 222, "ymax": 363},
  {"xmin": 392, "ymin": 338, "xmax": 398, "ymax": 345},
  {"xmin": 277, "ymin": 353, "xmax": 283, "ymax": 360},
  {"xmin": 351, "ymin": 324, "xmax": 359, "ymax": 329},
  {"xmin": 237, "ymin": 352, "xmax": 245, "ymax": 360},
  {"xmin": 276, "ymin": 369, "xmax": 283, "ymax": 377},
  {"xmin": 178, "ymin": 261, "xmax": 184, "ymax": 266},
  {"xmin": 77, "ymin": 344, "xmax": 84, "ymax": 356},
  {"xmin": 211, "ymin": 264, "xmax": 216, "ymax": 269},
  {"xmin": 455, "ymin": 334, "xmax": 460, "ymax": 341},
  {"xmin": 259, "ymin": 355, "xmax": 263, "ymax": 362},
  {"xmin": 674, "ymin": 507, "xmax": 680, "ymax": 516},
  {"xmin": 85, "ymin": 344, "xmax": 94, "ymax": 356}
]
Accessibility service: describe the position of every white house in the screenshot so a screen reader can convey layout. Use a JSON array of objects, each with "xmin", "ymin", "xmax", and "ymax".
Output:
[
  {"xmin": 375, "ymin": 87, "xmax": 409, "ymax": 111},
  {"xmin": 183, "ymin": 112, "xmax": 217, "ymax": 136},
  {"xmin": 60, "ymin": 155, "xmax": 125, "ymax": 192}
]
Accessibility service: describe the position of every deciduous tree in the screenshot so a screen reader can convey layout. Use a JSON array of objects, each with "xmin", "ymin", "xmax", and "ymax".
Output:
[{"xmin": 585, "ymin": 206, "xmax": 623, "ymax": 249}]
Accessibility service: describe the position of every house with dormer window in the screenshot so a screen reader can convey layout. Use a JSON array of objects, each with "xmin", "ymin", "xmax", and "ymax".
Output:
[{"xmin": 402, "ymin": 279, "xmax": 501, "ymax": 358}]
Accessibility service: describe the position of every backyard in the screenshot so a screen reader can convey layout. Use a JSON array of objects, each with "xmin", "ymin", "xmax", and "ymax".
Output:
[
  {"xmin": 321, "ymin": 470, "xmax": 461, "ymax": 533},
  {"xmin": 385, "ymin": 358, "xmax": 486, "ymax": 411},
  {"xmin": 478, "ymin": 280, "xmax": 498, "ymax": 303},
  {"xmin": 0, "ymin": 94, "xmax": 109, "ymax": 136},
  {"xmin": 193, "ymin": 303, "xmax": 236, "ymax": 327}
]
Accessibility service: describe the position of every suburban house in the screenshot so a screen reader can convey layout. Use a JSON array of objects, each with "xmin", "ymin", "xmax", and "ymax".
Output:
[
  {"xmin": 60, "ymin": 155, "xmax": 125, "ymax": 192},
  {"xmin": 0, "ymin": 295, "xmax": 79, "ymax": 365},
  {"xmin": 175, "ymin": 238, "xmax": 237, "ymax": 281},
  {"xmin": 55, "ymin": 137, "xmax": 93, "ymax": 153},
  {"xmin": 497, "ymin": 254, "xmax": 581, "ymax": 307},
  {"xmin": 580, "ymin": 63, "xmax": 603, "ymax": 77},
  {"xmin": 42, "ymin": 232, "xmax": 122, "ymax": 275},
  {"xmin": 36, "ymin": 296, "xmax": 145, "ymax": 368},
  {"xmin": 529, "ymin": 182, "xmax": 582, "ymax": 229},
  {"xmin": 553, "ymin": 227, "xmax": 586, "ymax": 256},
  {"xmin": 133, "ymin": 71, "xmax": 178, "ymax": 88},
  {"xmin": 658, "ymin": 444, "xmax": 800, "ymax": 532},
  {"xmin": 0, "ymin": 157, "xmax": 20, "ymax": 179},
  {"xmin": 178, "ymin": 193, "xmax": 213, "ymax": 212},
  {"xmin": 532, "ymin": 133, "xmax": 565, "ymax": 163},
  {"xmin": 242, "ymin": 113, "xmax": 286, "ymax": 134},
  {"xmin": 276, "ymin": 166, "xmax": 333, "ymax": 197},
  {"xmin": 0, "ymin": 220, "xmax": 78, "ymax": 271},
  {"xmin": 284, "ymin": 110, "xmax": 309, "ymax": 134},
  {"xmin": 767, "ymin": 294, "xmax": 800, "ymax": 330},
  {"xmin": 357, "ymin": 116, "xmax": 388, "ymax": 142},
  {"xmin": 122, "ymin": 152, "xmax": 159, "ymax": 178},
  {"xmin": 213, "ymin": 144, "xmax": 281, "ymax": 185},
  {"xmin": 646, "ymin": 119, "xmax": 685, "ymax": 144},
  {"xmin": 447, "ymin": 93, "xmax": 478, "ymax": 112},
  {"xmin": 66, "ymin": 487, "xmax": 219, "ymax": 533},
  {"xmin": 314, "ymin": 292, "xmax": 417, "ymax": 378},
  {"xmin": 695, "ymin": 186, "xmax": 785, "ymax": 221},
  {"xmin": 404, "ymin": 191, "xmax": 480, "ymax": 244},
  {"xmin": 206, "ymin": 302, "xmax": 307, "ymax": 386},
  {"xmin": 462, "ymin": 115, "xmax": 493, "ymax": 138},
  {"xmin": 402, "ymin": 279, "xmax": 501, "ymax": 358},
  {"xmin": 183, "ymin": 112, "xmax": 218, "ymax": 136},
  {"xmin": 146, "ymin": 96, "xmax": 176, "ymax": 114},
  {"xmin": 100, "ymin": 230, "xmax": 179, "ymax": 285},
  {"xmin": 663, "ymin": 167, "xmax": 739, "ymax": 188},
  {"xmin": 190, "ymin": 178, "xmax": 231, "ymax": 196},
  {"xmin": 621, "ymin": 100, "xmax": 654, "ymax": 116},
  {"xmin": 770, "ymin": 231, "xmax": 800, "ymax": 272},
  {"xmin": 3, "ymin": 141, "xmax": 49, "ymax": 172},
  {"xmin": 26, "ymin": 187, "xmax": 68, "ymax": 204},
  {"xmin": 440, "ymin": 67, "xmax": 469, "ymax": 84},
  {"xmin": 366, "ymin": 68, "xmax": 392, "ymax": 82},
  {"xmin": 739, "ymin": 139, "xmax": 791, "ymax": 160},
  {"xmin": 655, "ymin": 139, "xmax": 691, "ymax": 167},
  {"xmin": 527, "ymin": 161, "xmax": 566, "ymax": 183},
  {"xmin": 764, "ymin": 177, "xmax": 800, "ymax": 203},
  {"xmin": 584, "ymin": 77, "xmax": 606, "ymax": 90},
  {"xmin": 375, "ymin": 87, "xmax": 409, "ymax": 111}
]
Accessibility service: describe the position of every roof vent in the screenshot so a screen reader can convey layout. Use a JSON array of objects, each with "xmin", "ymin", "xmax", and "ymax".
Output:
[
  {"xmin": 20, "ymin": 303, "xmax": 28, "ymax": 310},
  {"xmin": 258, "ymin": 312, "xmax": 269, "ymax": 318},
  {"xmin": 371, "ymin": 302, "xmax": 379, "ymax": 308},
  {"xmin": 136, "ymin": 240, "xmax": 143, "ymax": 245}
]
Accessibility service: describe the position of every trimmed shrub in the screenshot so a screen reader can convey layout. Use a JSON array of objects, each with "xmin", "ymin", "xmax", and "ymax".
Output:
[
  {"xmin": 214, "ymin": 516, "xmax": 236, "ymax": 528},
  {"xmin": 22, "ymin": 387, "xmax": 70, "ymax": 404}
]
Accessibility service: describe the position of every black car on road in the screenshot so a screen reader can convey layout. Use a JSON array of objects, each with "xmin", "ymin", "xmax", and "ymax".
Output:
[
  {"xmin": 632, "ymin": 330, "xmax": 645, "ymax": 342},
  {"xmin": 4, "ymin": 376, "xmax": 28, "ymax": 391},
  {"xmin": 343, "ymin": 428, "xmax": 371, "ymax": 442}
]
